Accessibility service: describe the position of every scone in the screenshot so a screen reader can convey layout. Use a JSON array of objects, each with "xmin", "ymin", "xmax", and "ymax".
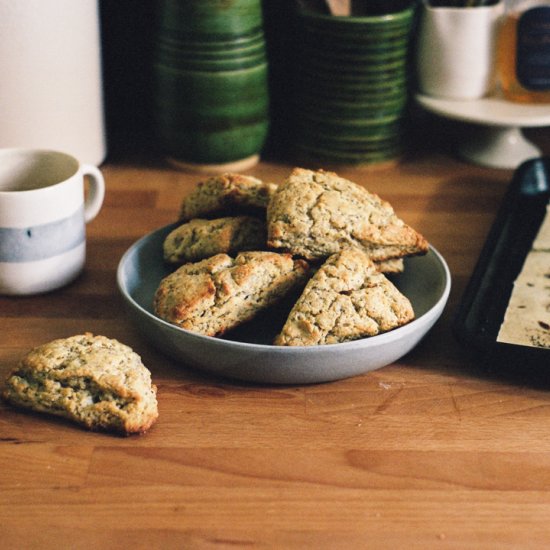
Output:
[
  {"xmin": 267, "ymin": 167, "xmax": 428, "ymax": 261},
  {"xmin": 180, "ymin": 173, "xmax": 278, "ymax": 221},
  {"xmin": 274, "ymin": 248, "xmax": 414, "ymax": 346},
  {"xmin": 374, "ymin": 258, "xmax": 404, "ymax": 274},
  {"xmin": 2, "ymin": 334, "xmax": 158, "ymax": 435},
  {"xmin": 163, "ymin": 216, "xmax": 267, "ymax": 264},
  {"xmin": 154, "ymin": 251, "xmax": 309, "ymax": 336}
]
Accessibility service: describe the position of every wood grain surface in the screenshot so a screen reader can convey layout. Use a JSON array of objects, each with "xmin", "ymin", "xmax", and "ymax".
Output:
[{"xmin": 2, "ymin": 132, "xmax": 550, "ymax": 549}]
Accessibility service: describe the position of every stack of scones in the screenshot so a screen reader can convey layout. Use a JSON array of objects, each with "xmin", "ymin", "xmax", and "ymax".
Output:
[{"xmin": 154, "ymin": 168, "xmax": 429, "ymax": 346}]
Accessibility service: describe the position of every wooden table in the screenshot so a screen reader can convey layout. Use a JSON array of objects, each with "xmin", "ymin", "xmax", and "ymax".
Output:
[{"xmin": 2, "ymin": 131, "xmax": 550, "ymax": 548}]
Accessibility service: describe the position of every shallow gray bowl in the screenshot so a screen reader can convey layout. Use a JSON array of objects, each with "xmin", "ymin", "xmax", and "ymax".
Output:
[{"xmin": 117, "ymin": 223, "xmax": 451, "ymax": 385}]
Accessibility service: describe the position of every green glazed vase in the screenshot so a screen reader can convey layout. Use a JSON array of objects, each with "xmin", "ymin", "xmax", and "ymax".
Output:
[
  {"xmin": 290, "ymin": 2, "xmax": 415, "ymax": 166},
  {"xmin": 153, "ymin": 0, "xmax": 270, "ymax": 170}
]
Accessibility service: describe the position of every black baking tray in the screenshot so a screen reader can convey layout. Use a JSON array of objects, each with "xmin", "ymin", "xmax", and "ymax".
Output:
[{"xmin": 453, "ymin": 157, "xmax": 550, "ymax": 372}]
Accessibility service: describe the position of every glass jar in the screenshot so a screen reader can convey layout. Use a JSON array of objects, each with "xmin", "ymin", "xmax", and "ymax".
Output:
[{"xmin": 497, "ymin": 0, "xmax": 550, "ymax": 102}]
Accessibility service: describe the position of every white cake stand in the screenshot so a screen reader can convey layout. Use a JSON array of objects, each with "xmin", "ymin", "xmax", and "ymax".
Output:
[{"xmin": 416, "ymin": 94, "xmax": 550, "ymax": 169}]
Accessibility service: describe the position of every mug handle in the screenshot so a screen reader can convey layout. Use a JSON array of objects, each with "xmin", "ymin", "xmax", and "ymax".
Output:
[{"xmin": 81, "ymin": 164, "xmax": 105, "ymax": 223}]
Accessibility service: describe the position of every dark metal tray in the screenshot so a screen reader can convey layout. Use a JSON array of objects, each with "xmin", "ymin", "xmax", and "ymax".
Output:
[{"xmin": 453, "ymin": 158, "xmax": 550, "ymax": 371}]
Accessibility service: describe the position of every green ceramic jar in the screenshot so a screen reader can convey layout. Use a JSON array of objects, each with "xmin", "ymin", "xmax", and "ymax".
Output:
[
  {"xmin": 153, "ymin": 0, "xmax": 269, "ymax": 170},
  {"xmin": 290, "ymin": 2, "xmax": 416, "ymax": 166}
]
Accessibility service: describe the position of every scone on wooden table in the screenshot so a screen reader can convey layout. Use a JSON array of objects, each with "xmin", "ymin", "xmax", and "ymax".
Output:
[
  {"xmin": 163, "ymin": 216, "xmax": 267, "ymax": 264},
  {"xmin": 267, "ymin": 168, "xmax": 428, "ymax": 261},
  {"xmin": 180, "ymin": 173, "xmax": 277, "ymax": 221},
  {"xmin": 2, "ymin": 334, "xmax": 158, "ymax": 435},
  {"xmin": 154, "ymin": 251, "xmax": 309, "ymax": 337},
  {"xmin": 274, "ymin": 248, "xmax": 414, "ymax": 346}
]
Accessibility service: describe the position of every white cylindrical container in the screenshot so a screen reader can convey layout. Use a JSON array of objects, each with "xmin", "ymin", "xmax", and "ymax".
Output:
[
  {"xmin": 416, "ymin": 0, "xmax": 505, "ymax": 100},
  {"xmin": 0, "ymin": 0, "xmax": 106, "ymax": 165}
]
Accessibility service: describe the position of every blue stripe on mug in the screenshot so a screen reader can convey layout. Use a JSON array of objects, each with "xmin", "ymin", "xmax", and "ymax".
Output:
[{"xmin": 0, "ymin": 206, "xmax": 85, "ymax": 262}]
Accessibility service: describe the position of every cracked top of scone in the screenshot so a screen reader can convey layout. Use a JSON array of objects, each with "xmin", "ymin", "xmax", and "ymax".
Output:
[
  {"xmin": 274, "ymin": 248, "xmax": 415, "ymax": 346},
  {"xmin": 179, "ymin": 173, "xmax": 278, "ymax": 221},
  {"xmin": 267, "ymin": 167, "xmax": 428, "ymax": 261},
  {"xmin": 154, "ymin": 251, "xmax": 309, "ymax": 337},
  {"xmin": 2, "ymin": 333, "xmax": 158, "ymax": 435}
]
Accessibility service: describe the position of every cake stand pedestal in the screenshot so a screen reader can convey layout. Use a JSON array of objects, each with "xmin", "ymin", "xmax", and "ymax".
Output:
[{"xmin": 416, "ymin": 94, "xmax": 550, "ymax": 169}]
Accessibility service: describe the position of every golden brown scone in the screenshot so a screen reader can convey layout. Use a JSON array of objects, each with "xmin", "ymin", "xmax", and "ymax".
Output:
[
  {"xmin": 2, "ymin": 334, "xmax": 158, "ymax": 435},
  {"xmin": 154, "ymin": 251, "xmax": 310, "ymax": 337},
  {"xmin": 374, "ymin": 258, "xmax": 404, "ymax": 274},
  {"xmin": 267, "ymin": 167, "xmax": 428, "ymax": 261},
  {"xmin": 163, "ymin": 216, "xmax": 267, "ymax": 264},
  {"xmin": 179, "ymin": 173, "xmax": 278, "ymax": 221},
  {"xmin": 274, "ymin": 248, "xmax": 415, "ymax": 346}
]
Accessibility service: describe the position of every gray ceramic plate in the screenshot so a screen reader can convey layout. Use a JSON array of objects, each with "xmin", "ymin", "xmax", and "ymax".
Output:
[{"xmin": 117, "ymin": 223, "xmax": 451, "ymax": 385}]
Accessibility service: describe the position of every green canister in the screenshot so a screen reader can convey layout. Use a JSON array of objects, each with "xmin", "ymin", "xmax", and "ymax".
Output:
[{"xmin": 153, "ymin": 0, "xmax": 270, "ymax": 172}]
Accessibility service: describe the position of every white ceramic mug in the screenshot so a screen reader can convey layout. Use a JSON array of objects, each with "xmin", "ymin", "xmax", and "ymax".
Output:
[
  {"xmin": 0, "ymin": 149, "xmax": 105, "ymax": 295},
  {"xmin": 416, "ymin": 1, "xmax": 504, "ymax": 100}
]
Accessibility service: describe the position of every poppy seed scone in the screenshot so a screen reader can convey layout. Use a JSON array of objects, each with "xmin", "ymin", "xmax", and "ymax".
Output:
[
  {"xmin": 154, "ymin": 251, "xmax": 310, "ymax": 336},
  {"xmin": 374, "ymin": 258, "xmax": 404, "ymax": 274},
  {"xmin": 2, "ymin": 334, "xmax": 158, "ymax": 435},
  {"xmin": 267, "ymin": 168, "xmax": 428, "ymax": 261},
  {"xmin": 180, "ymin": 173, "xmax": 278, "ymax": 221},
  {"xmin": 163, "ymin": 216, "xmax": 267, "ymax": 264},
  {"xmin": 274, "ymin": 249, "xmax": 414, "ymax": 346}
]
